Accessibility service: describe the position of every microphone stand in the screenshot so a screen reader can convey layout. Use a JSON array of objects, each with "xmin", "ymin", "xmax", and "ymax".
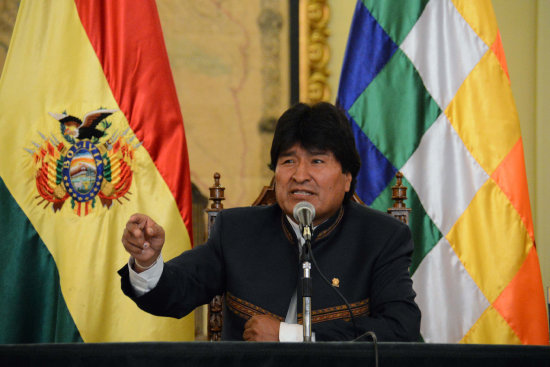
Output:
[{"xmin": 300, "ymin": 226, "xmax": 313, "ymax": 342}]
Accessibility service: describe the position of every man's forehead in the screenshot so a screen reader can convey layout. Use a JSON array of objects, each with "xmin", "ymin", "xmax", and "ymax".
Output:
[{"xmin": 279, "ymin": 144, "xmax": 331, "ymax": 157}]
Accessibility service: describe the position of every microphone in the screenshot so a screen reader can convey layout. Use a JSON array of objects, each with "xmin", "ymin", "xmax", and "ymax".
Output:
[
  {"xmin": 293, "ymin": 201, "xmax": 315, "ymax": 241},
  {"xmin": 293, "ymin": 201, "xmax": 316, "ymax": 342}
]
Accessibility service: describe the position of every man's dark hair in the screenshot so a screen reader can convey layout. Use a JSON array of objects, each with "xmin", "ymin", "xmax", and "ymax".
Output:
[{"xmin": 269, "ymin": 102, "xmax": 361, "ymax": 202}]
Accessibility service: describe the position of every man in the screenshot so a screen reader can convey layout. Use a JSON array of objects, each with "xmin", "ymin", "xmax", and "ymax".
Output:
[{"xmin": 120, "ymin": 102, "xmax": 421, "ymax": 341}]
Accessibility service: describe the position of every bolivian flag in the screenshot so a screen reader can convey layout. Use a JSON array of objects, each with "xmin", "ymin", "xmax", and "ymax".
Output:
[
  {"xmin": 0, "ymin": 0, "xmax": 194, "ymax": 342},
  {"xmin": 338, "ymin": 0, "xmax": 548, "ymax": 344}
]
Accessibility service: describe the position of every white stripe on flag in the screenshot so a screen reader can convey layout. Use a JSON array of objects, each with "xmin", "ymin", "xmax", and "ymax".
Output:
[
  {"xmin": 401, "ymin": 113, "xmax": 488, "ymax": 236},
  {"xmin": 400, "ymin": 0, "xmax": 488, "ymax": 111},
  {"xmin": 412, "ymin": 237, "xmax": 490, "ymax": 342}
]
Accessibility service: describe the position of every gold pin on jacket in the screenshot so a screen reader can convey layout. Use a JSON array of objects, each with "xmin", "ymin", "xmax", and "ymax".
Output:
[{"xmin": 331, "ymin": 278, "xmax": 340, "ymax": 287}]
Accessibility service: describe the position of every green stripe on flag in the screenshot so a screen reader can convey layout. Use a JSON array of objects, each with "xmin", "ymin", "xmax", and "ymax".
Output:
[
  {"xmin": 0, "ymin": 177, "xmax": 82, "ymax": 343},
  {"xmin": 370, "ymin": 176, "xmax": 442, "ymax": 275},
  {"xmin": 362, "ymin": 0, "xmax": 429, "ymax": 45},
  {"xmin": 403, "ymin": 177, "xmax": 443, "ymax": 274},
  {"xmin": 369, "ymin": 181, "xmax": 393, "ymax": 218},
  {"xmin": 348, "ymin": 49, "xmax": 441, "ymax": 169}
]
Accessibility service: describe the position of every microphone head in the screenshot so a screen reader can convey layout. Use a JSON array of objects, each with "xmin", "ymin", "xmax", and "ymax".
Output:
[{"xmin": 293, "ymin": 201, "xmax": 316, "ymax": 228}]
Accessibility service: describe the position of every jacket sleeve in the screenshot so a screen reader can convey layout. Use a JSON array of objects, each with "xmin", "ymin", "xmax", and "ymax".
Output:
[
  {"xmin": 313, "ymin": 223, "xmax": 421, "ymax": 342},
  {"xmin": 118, "ymin": 211, "xmax": 227, "ymax": 319}
]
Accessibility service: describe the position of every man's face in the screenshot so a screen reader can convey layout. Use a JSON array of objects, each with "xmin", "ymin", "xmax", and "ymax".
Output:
[{"xmin": 275, "ymin": 143, "xmax": 352, "ymax": 226}]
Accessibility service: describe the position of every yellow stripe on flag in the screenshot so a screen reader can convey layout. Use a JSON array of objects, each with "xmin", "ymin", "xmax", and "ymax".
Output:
[
  {"xmin": 452, "ymin": 0, "xmax": 498, "ymax": 47},
  {"xmin": 461, "ymin": 305, "xmax": 522, "ymax": 344},
  {"xmin": 445, "ymin": 51, "xmax": 521, "ymax": 176},
  {"xmin": 447, "ymin": 179, "xmax": 531, "ymax": 303},
  {"xmin": 0, "ymin": 0, "xmax": 193, "ymax": 341}
]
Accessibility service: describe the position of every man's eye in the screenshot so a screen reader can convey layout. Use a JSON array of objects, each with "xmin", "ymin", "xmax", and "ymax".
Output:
[
  {"xmin": 281, "ymin": 159, "xmax": 294, "ymax": 164},
  {"xmin": 312, "ymin": 159, "xmax": 324, "ymax": 164}
]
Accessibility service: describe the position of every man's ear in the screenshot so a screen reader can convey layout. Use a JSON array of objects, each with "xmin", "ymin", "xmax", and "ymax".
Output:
[{"xmin": 344, "ymin": 172, "xmax": 352, "ymax": 192}]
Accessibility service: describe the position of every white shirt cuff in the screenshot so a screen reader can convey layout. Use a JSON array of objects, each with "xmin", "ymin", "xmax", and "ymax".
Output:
[
  {"xmin": 279, "ymin": 322, "xmax": 304, "ymax": 342},
  {"xmin": 128, "ymin": 254, "xmax": 164, "ymax": 297}
]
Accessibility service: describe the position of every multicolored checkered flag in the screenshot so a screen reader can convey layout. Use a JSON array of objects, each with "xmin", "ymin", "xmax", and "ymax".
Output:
[{"xmin": 338, "ymin": 0, "xmax": 548, "ymax": 344}]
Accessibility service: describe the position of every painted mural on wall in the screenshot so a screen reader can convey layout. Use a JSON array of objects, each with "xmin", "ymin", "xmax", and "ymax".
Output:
[
  {"xmin": 0, "ymin": 0, "xmax": 19, "ymax": 71},
  {"xmin": 158, "ymin": 0, "xmax": 289, "ymax": 208}
]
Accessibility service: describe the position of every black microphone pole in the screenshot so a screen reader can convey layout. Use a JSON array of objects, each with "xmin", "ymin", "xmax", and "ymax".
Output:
[
  {"xmin": 293, "ymin": 201, "xmax": 315, "ymax": 342},
  {"xmin": 301, "ymin": 225, "xmax": 313, "ymax": 342}
]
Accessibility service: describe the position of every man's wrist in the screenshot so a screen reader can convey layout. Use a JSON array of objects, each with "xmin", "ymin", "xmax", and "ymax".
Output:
[
  {"xmin": 133, "ymin": 257, "xmax": 158, "ymax": 273},
  {"xmin": 127, "ymin": 254, "xmax": 164, "ymax": 296}
]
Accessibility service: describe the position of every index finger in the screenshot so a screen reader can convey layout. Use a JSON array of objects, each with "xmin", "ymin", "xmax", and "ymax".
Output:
[
  {"xmin": 125, "ymin": 214, "xmax": 152, "ymax": 240},
  {"xmin": 128, "ymin": 213, "xmax": 148, "ymax": 228},
  {"xmin": 144, "ymin": 217, "xmax": 163, "ymax": 237}
]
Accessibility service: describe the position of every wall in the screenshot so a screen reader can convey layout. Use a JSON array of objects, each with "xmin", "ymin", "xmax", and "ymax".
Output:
[{"xmin": 536, "ymin": 0, "xmax": 550, "ymax": 303}]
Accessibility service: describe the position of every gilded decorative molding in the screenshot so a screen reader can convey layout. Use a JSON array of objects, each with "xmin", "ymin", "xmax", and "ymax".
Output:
[
  {"xmin": 258, "ymin": 0, "xmax": 284, "ymax": 133},
  {"xmin": 299, "ymin": 0, "xmax": 330, "ymax": 104},
  {"xmin": 0, "ymin": 0, "xmax": 20, "ymax": 71}
]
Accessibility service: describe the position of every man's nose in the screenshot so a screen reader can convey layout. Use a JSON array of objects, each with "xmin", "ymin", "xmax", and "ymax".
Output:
[{"xmin": 292, "ymin": 161, "xmax": 310, "ymax": 182}]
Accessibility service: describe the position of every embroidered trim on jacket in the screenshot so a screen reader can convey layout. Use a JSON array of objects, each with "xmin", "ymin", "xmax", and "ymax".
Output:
[
  {"xmin": 298, "ymin": 298, "xmax": 370, "ymax": 324},
  {"xmin": 226, "ymin": 292, "xmax": 285, "ymax": 322},
  {"xmin": 226, "ymin": 292, "xmax": 369, "ymax": 325},
  {"xmin": 281, "ymin": 214, "xmax": 295, "ymax": 244},
  {"xmin": 315, "ymin": 206, "xmax": 344, "ymax": 240},
  {"xmin": 281, "ymin": 205, "xmax": 345, "ymax": 244}
]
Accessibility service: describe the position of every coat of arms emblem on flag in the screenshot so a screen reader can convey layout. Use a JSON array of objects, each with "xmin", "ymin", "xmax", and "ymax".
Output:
[{"xmin": 27, "ymin": 109, "xmax": 139, "ymax": 216}]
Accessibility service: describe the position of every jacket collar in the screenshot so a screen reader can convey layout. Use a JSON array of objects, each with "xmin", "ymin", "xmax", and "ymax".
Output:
[{"xmin": 280, "ymin": 204, "xmax": 344, "ymax": 245}]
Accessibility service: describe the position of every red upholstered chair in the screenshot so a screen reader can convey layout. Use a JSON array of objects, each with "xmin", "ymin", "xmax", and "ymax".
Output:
[{"xmin": 204, "ymin": 172, "xmax": 410, "ymax": 341}]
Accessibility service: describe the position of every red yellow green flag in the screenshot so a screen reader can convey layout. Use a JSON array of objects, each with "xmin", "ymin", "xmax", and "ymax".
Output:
[{"xmin": 0, "ymin": 0, "xmax": 193, "ymax": 342}]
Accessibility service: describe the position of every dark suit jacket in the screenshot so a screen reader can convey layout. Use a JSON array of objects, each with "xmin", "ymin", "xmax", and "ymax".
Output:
[{"xmin": 119, "ymin": 201, "xmax": 421, "ymax": 341}]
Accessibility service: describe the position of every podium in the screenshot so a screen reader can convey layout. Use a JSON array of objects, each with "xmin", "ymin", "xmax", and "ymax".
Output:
[{"xmin": 1, "ymin": 342, "xmax": 549, "ymax": 367}]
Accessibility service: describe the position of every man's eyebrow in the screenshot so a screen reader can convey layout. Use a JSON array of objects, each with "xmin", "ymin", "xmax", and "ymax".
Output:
[
  {"xmin": 308, "ymin": 149, "xmax": 329, "ymax": 155},
  {"xmin": 279, "ymin": 149, "xmax": 296, "ymax": 157}
]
